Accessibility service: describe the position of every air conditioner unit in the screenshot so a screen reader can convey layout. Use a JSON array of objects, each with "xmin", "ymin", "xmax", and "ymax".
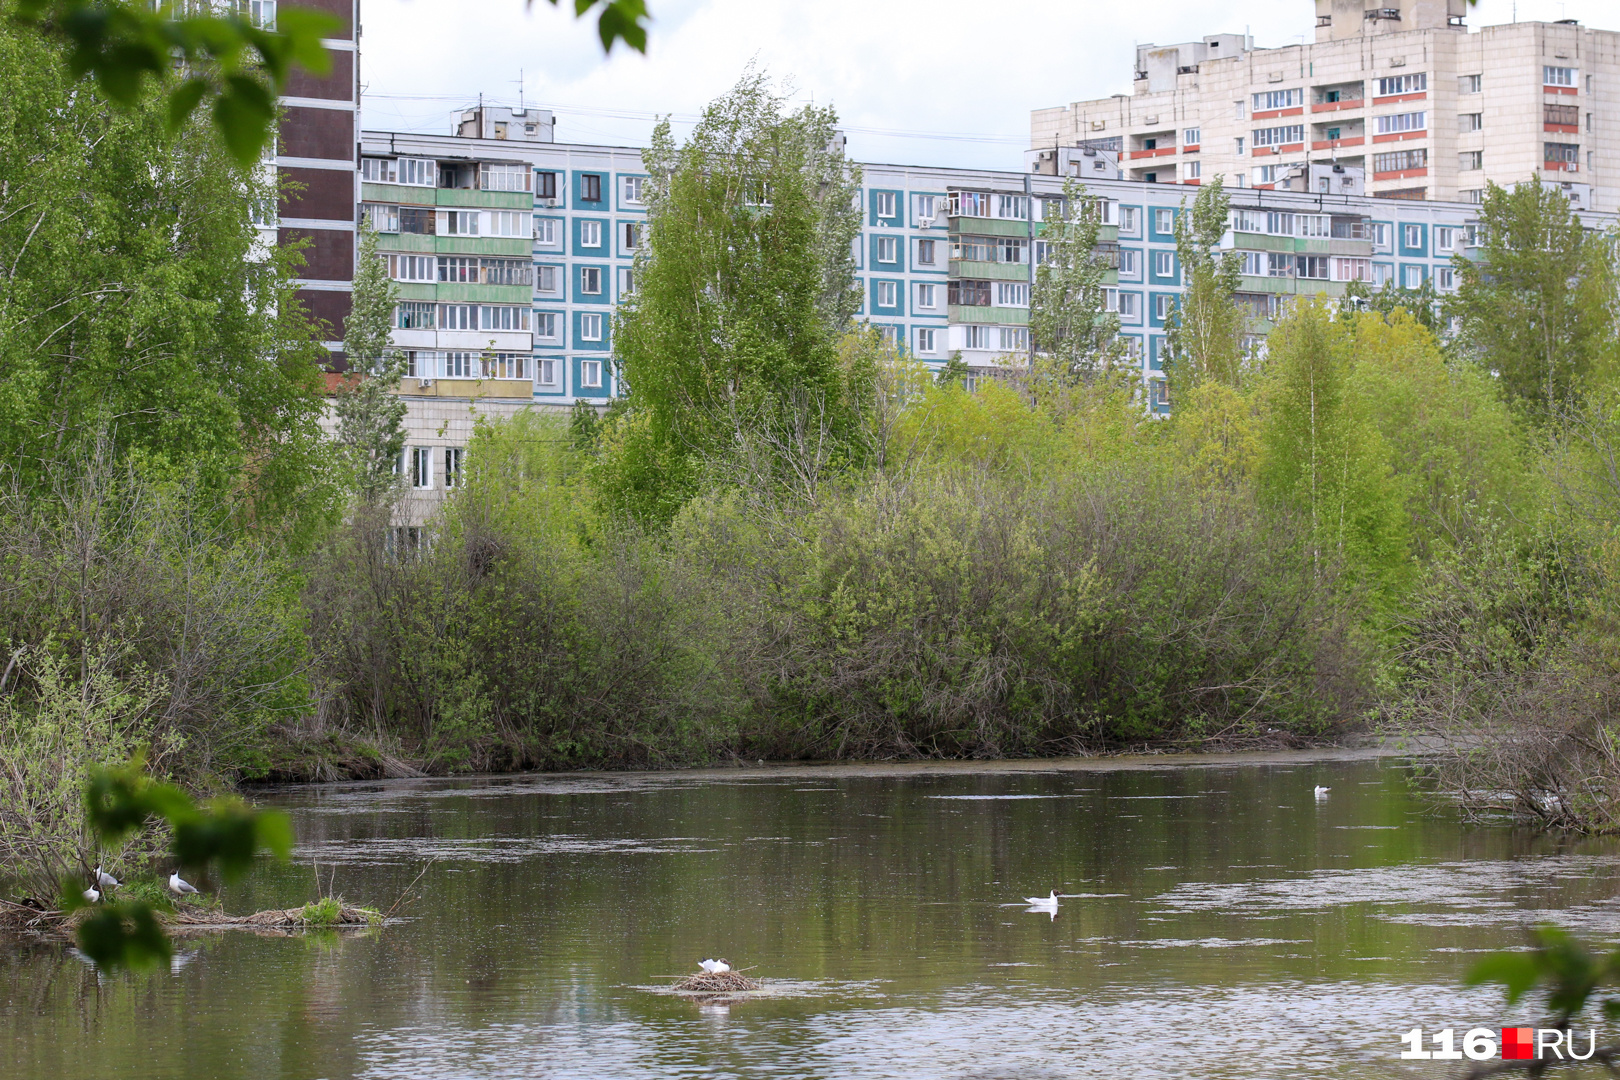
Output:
[
  {"xmin": 917, "ymin": 216, "xmax": 935, "ymax": 228},
  {"xmin": 542, "ymin": 197, "xmax": 559, "ymax": 207},
  {"xmin": 418, "ymin": 378, "xmax": 433, "ymax": 388}
]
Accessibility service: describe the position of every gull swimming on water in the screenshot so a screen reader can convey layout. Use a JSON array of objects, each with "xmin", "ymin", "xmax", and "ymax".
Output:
[
  {"xmin": 168, "ymin": 871, "xmax": 199, "ymax": 895},
  {"xmin": 1314, "ymin": 786, "xmax": 1330, "ymax": 797}
]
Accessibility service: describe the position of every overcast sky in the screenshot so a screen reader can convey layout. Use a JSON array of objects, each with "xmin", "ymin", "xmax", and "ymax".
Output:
[{"xmin": 359, "ymin": 0, "xmax": 1615, "ymax": 170}]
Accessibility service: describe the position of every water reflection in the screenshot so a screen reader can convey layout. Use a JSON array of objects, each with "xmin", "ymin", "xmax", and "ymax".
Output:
[{"xmin": 3, "ymin": 757, "xmax": 1615, "ymax": 1079}]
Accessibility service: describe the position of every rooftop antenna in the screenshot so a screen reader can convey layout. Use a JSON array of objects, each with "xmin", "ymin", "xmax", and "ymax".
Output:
[{"xmin": 513, "ymin": 69, "xmax": 525, "ymax": 111}]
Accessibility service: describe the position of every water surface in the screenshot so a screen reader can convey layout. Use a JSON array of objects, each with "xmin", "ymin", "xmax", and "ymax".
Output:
[{"xmin": 5, "ymin": 753, "xmax": 1619, "ymax": 1079}]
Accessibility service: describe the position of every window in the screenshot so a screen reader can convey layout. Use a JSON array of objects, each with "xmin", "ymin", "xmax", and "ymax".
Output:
[
  {"xmin": 398, "ymin": 207, "xmax": 435, "ymax": 235},
  {"xmin": 1375, "ymin": 112, "xmax": 1426, "ymax": 136},
  {"xmin": 580, "ymin": 313, "xmax": 603, "ymax": 341},
  {"xmin": 951, "ymin": 239, "xmax": 992, "ymax": 262},
  {"xmin": 1298, "ymin": 215, "xmax": 1329, "ymax": 238},
  {"xmin": 874, "ymin": 191, "xmax": 896, "ymax": 218},
  {"xmin": 411, "ymin": 447, "xmax": 433, "ymax": 489},
  {"xmin": 915, "ymin": 327, "xmax": 936, "ymax": 353},
  {"xmin": 876, "ymin": 280, "xmax": 897, "ymax": 308},
  {"xmin": 914, "ymin": 194, "xmax": 937, "ymax": 222},
  {"xmin": 916, "ymin": 282, "xmax": 936, "ymax": 309},
  {"xmin": 875, "ymin": 325, "xmax": 899, "ymax": 348},
  {"xmin": 1434, "ymin": 226, "xmax": 1455, "ymax": 252},
  {"xmin": 580, "ymin": 359, "xmax": 603, "ymax": 388},
  {"xmin": 1234, "ymin": 100, "xmax": 1245, "ymax": 119},
  {"xmin": 916, "ymin": 238, "xmax": 936, "ymax": 265},
  {"xmin": 443, "ymin": 351, "xmax": 474, "ymax": 378},
  {"xmin": 1459, "ymin": 151, "xmax": 1483, "ymax": 171},
  {"xmin": 995, "ymin": 282, "xmax": 1028, "ymax": 307},
  {"xmin": 580, "ymin": 267, "xmax": 602, "ymax": 295},
  {"xmin": 396, "ymin": 301, "xmax": 435, "ymax": 330},
  {"xmin": 1373, "ymin": 149, "xmax": 1427, "ymax": 173},
  {"xmin": 623, "ymin": 222, "xmax": 642, "ymax": 250},
  {"xmin": 997, "ymin": 195, "xmax": 1029, "ymax": 220},
  {"xmin": 1115, "ymin": 291, "xmax": 1141, "ymax": 319},
  {"xmin": 1251, "ymin": 88, "xmax": 1304, "ymax": 111},
  {"xmin": 962, "ymin": 325, "xmax": 992, "ymax": 350},
  {"xmin": 397, "ymin": 158, "xmax": 435, "ymax": 186},
  {"xmin": 437, "ymin": 255, "xmax": 475, "ymax": 282},
  {"xmin": 480, "ymin": 305, "xmax": 529, "ymax": 332},
  {"xmin": 580, "ymin": 220, "xmax": 602, "ymax": 248},
  {"xmin": 1459, "ymin": 74, "xmax": 1482, "ymax": 94},
  {"xmin": 534, "ymin": 218, "xmax": 558, "ymax": 245},
  {"xmin": 580, "ymin": 174, "xmax": 602, "ymax": 201},
  {"xmin": 618, "ymin": 267, "xmax": 635, "ymax": 296},
  {"xmin": 1118, "ymin": 249, "xmax": 1140, "ymax": 278},
  {"xmin": 1435, "ymin": 266, "xmax": 1456, "ymax": 292},
  {"xmin": 622, "ymin": 175, "xmax": 645, "ymax": 204},
  {"xmin": 249, "ymin": 0, "xmax": 276, "ymax": 29},
  {"xmin": 1235, "ymin": 137, "xmax": 1245, "ymax": 157},
  {"xmin": 361, "ymin": 157, "xmax": 395, "ymax": 183},
  {"xmin": 480, "ymin": 353, "xmax": 527, "ymax": 381},
  {"xmin": 1267, "ymin": 252, "xmax": 1293, "ymax": 278},
  {"xmin": 536, "ymin": 171, "xmax": 558, "ymax": 200},
  {"xmin": 1332, "ymin": 257, "xmax": 1371, "ymax": 282},
  {"xmin": 876, "ymin": 236, "xmax": 898, "ymax": 263},
  {"xmin": 1153, "ymin": 208, "xmax": 1174, "ymax": 233},
  {"xmin": 436, "ymin": 303, "xmax": 475, "ymax": 330},
  {"xmin": 1371, "ymin": 263, "xmax": 1392, "ymax": 288},
  {"xmin": 1402, "ymin": 224, "xmax": 1422, "ymax": 249},
  {"xmin": 998, "ymin": 326, "xmax": 1029, "ymax": 352},
  {"xmin": 998, "ymin": 237, "xmax": 1027, "ymax": 264},
  {"xmin": 1119, "ymin": 206, "xmax": 1140, "ymax": 234},
  {"xmin": 386, "ymin": 254, "xmax": 434, "ymax": 282},
  {"xmin": 1459, "ymin": 113, "xmax": 1482, "ymax": 133},
  {"xmin": 1402, "ymin": 265, "xmax": 1423, "ymax": 289},
  {"xmin": 948, "ymin": 280, "xmax": 991, "ymax": 306},
  {"xmin": 1185, "ymin": 161, "xmax": 1201, "ymax": 179},
  {"xmin": 481, "ymin": 258, "xmax": 531, "ymax": 286},
  {"xmin": 442, "ymin": 210, "xmax": 478, "ymax": 235},
  {"xmin": 1463, "ymin": 188, "xmax": 1484, "ymax": 205},
  {"xmin": 536, "ymin": 265, "xmax": 560, "ymax": 295},
  {"xmin": 535, "ymin": 312, "xmax": 558, "ymax": 341},
  {"xmin": 1295, "ymin": 256, "xmax": 1329, "ymax": 280},
  {"xmin": 443, "ymin": 447, "xmax": 464, "ymax": 489},
  {"xmin": 537, "ymin": 357, "xmax": 558, "ymax": 386},
  {"xmin": 1545, "ymin": 142, "xmax": 1579, "ymax": 165},
  {"xmin": 1546, "ymin": 103, "xmax": 1579, "ymax": 128},
  {"xmin": 361, "ymin": 203, "xmax": 398, "ymax": 232},
  {"xmin": 1238, "ymin": 250, "xmax": 1265, "ymax": 276},
  {"xmin": 1152, "ymin": 250, "xmax": 1174, "ymax": 277},
  {"xmin": 479, "ymin": 163, "xmax": 528, "ymax": 192},
  {"xmin": 1251, "ymin": 124, "xmax": 1305, "ymax": 147},
  {"xmin": 1376, "ymin": 73, "xmax": 1427, "ymax": 97},
  {"xmin": 1183, "ymin": 127, "xmax": 1201, "ymax": 146},
  {"xmin": 1545, "ymin": 66, "xmax": 1577, "ymax": 88},
  {"xmin": 953, "ymin": 191, "xmax": 990, "ymax": 217},
  {"xmin": 1153, "ymin": 294, "xmax": 1174, "ymax": 320},
  {"xmin": 1370, "ymin": 222, "xmax": 1391, "ymax": 251}
]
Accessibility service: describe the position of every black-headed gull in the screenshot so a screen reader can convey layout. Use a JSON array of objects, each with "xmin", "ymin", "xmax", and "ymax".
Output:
[
  {"xmin": 93, "ymin": 866, "xmax": 119, "ymax": 889},
  {"xmin": 169, "ymin": 871, "xmax": 199, "ymax": 895},
  {"xmin": 699, "ymin": 958, "xmax": 731, "ymax": 974}
]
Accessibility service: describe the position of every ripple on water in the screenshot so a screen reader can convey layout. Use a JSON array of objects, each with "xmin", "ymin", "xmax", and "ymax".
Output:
[{"xmin": 292, "ymin": 835, "xmax": 719, "ymax": 865}]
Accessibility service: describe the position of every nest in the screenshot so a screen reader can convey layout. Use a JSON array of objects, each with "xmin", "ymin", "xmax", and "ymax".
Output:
[
  {"xmin": 670, "ymin": 970, "xmax": 761, "ymax": 993},
  {"xmin": 165, "ymin": 904, "xmax": 377, "ymax": 929}
]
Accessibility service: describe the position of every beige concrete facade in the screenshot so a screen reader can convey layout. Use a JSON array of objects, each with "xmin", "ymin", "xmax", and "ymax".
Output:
[{"xmin": 1031, "ymin": 2, "xmax": 1618, "ymax": 211}]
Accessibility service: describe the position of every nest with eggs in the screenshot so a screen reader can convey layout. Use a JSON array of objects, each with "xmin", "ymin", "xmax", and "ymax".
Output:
[{"xmin": 671, "ymin": 970, "xmax": 761, "ymax": 993}]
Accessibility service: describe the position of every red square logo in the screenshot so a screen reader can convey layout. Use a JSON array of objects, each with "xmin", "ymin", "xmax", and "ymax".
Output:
[{"xmin": 1503, "ymin": 1028, "xmax": 1534, "ymax": 1060}]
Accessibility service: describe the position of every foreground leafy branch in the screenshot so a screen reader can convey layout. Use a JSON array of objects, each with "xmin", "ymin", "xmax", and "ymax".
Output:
[{"xmin": 1465, "ymin": 927, "xmax": 1620, "ymax": 1076}]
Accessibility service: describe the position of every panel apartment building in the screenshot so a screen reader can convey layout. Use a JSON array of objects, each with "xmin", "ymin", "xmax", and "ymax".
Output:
[
  {"xmin": 1030, "ymin": 1, "xmax": 1619, "ymax": 211},
  {"xmin": 358, "ymin": 110, "xmax": 1620, "ymax": 522}
]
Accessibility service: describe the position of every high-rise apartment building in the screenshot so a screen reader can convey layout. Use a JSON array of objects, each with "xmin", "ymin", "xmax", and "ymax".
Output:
[
  {"xmin": 274, "ymin": 0, "xmax": 360, "ymax": 363},
  {"xmin": 1030, "ymin": 2, "xmax": 1618, "ymax": 211}
]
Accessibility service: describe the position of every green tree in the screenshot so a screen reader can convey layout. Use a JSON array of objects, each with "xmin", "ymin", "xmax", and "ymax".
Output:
[
  {"xmin": 1256, "ymin": 299, "xmax": 1406, "ymax": 607},
  {"xmin": 1028, "ymin": 178, "xmax": 1122, "ymax": 385},
  {"xmin": 1342, "ymin": 277, "xmax": 1443, "ymax": 334},
  {"xmin": 1164, "ymin": 177, "xmax": 1249, "ymax": 396},
  {"xmin": 0, "ymin": 22, "xmax": 332, "ymax": 534},
  {"xmin": 606, "ymin": 70, "xmax": 863, "ymax": 523},
  {"xmin": 1451, "ymin": 178, "xmax": 1613, "ymax": 418},
  {"xmin": 334, "ymin": 219, "xmax": 407, "ymax": 506}
]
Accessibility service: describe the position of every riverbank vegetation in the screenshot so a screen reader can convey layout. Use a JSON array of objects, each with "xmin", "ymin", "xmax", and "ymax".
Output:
[{"xmin": 6, "ymin": 47, "xmax": 1620, "ymax": 902}]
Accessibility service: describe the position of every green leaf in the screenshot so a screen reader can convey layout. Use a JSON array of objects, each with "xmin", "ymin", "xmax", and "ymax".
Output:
[
  {"xmin": 166, "ymin": 78, "xmax": 208, "ymax": 134},
  {"xmin": 274, "ymin": 7, "xmax": 341, "ymax": 75},
  {"xmin": 74, "ymin": 901, "xmax": 172, "ymax": 972},
  {"xmin": 1466, "ymin": 952, "xmax": 1541, "ymax": 1004},
  {"xmin": 211, "ymin": 75, "xmax": 276, "ymax": 166},
  {"xmin": 254, "ymin": 809, "xmax": 295, "ymax": 862}
]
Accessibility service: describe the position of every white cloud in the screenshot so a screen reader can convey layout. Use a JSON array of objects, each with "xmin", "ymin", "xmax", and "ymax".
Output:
[{"xmin": 359, "ymin": 0, "xmax": 1620, "ymax": 170}]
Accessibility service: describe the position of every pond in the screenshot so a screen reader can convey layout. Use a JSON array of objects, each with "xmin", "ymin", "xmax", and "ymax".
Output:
[{"xmin": 5, "ymin": 750, "xmax": 1620, "ymax": 1079}]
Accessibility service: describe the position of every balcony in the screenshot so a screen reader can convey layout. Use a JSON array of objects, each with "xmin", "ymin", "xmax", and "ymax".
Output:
[
  {"xmin": 1124, "ymin": 146, "xmax": 1177, "ymax": 160},
  {"xmin": 1544, "ymin": 160, "xmax": 1580, "ymax": 173},
  {"xmin": 1312, "ymin": 98, "xmax": 1364, "ymax": 113},
  {"xmin": 1372, "ymin": 129, "xmax": 1427, "ymax": 144},
  {"xmin": 1373, "ymin": 167, "xmax": 1429, "ymax": 181},
  {"xmin": 1313, "ymin": 137, "xmax": 1365, "ymax": 150}
]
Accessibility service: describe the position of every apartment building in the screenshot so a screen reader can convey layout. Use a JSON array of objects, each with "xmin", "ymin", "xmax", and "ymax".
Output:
[
  {"xmin": 272, "ymin": 0, "xmax": 360, "ymax": 362},
  {"xmin": 1030, "ymin": 1, "xmax": 1619, "ymax": 212},
  {"xmin": 361, "ymin": 110, "xmax": 1620, "ymax": 522}
]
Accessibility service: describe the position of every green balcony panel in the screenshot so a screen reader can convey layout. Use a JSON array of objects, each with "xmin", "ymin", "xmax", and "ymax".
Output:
[
  {"xmin": 362, "ymin": 182, "xmax": 436, "ymax": 205},
  {"xmin": 947, "ymin": 305, "xmax": 1028, "ymax": 325},
  {"xmin": 436, "ymin": 188, "xmax": 533, "ymax": 210},
  {"xmin": 948, "ymin": 260, "xmax": 1029, "ymax": 281},
  {"xmin": 948, "ymin": 217, "xmax": 1029, "ymax": 238}
]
